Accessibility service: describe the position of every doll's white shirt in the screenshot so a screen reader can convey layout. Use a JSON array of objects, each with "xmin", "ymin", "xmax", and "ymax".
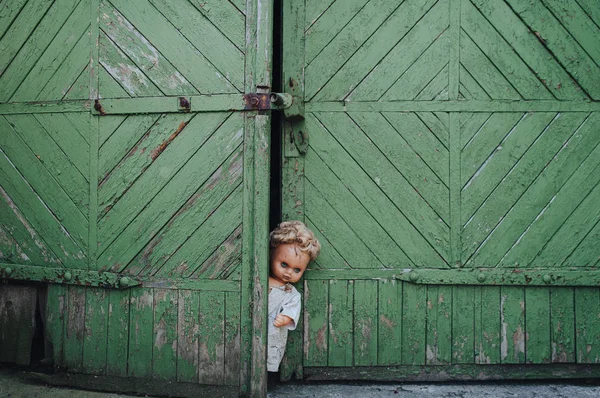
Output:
[{"xmin": 267, "ymin": 283, "xmax": 301, "ymax": 372}]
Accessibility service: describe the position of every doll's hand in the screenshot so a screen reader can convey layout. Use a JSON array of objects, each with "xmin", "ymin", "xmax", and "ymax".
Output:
[{"xmin": 273, "ymin": 314, "xmax": 293, "ymax": 328}]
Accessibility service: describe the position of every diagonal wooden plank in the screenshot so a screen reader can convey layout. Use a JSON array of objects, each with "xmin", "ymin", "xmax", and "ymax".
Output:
[
  {"xmin": 462, "ymin": 112, "xmax": 556, "ymax": 225},
  {"xmin": 228, "ymin": 0, "xmax": 245, "ymax": 15},
  {"xmin": 305, "ymin": 0, "xmax": 337, "ymax": 30},
  {"xmin": 63, "ymin": 64, "xmax": 90, "ymax": 100},
  {"xmin": 499, "ymin": 151, "xmax": 600, "ymax": 268},
  {"xmin": 562, "ymin": 216, "xmax": 600, "ymax": 267},
  {"xmin": 0, "ymin": 223, "xmax": 30, "ymax": 264},
  {"xmin": 470, "ymin": 0, "xmax": 588, "ymax": 100},
  {"xmin": 10, "ymin": 0, "xmax": 90, "ymax": 102},
  {"xmin": 306, "ymin": 180, "xmax": 384, "ymax": 270},
  {"xmin": 415, "ymin": 65, "xmax": 450, "ymax": 101},
  {"xmin": 382, "ymin": 112, "xmax": 450, "ymax": 190},
  {"xmin": 307, "ymin": 0, "xmax": 438, "ymax": 101},
  {"xmin": 98, "ymin": 114, "xmax": 161, "ymax": 182},
  {"xmin": 305, "ymin": 0, "xmax": 370, "ymax": 64},
  {"xmin": 4, "ymin": 115, "xmax": 89, "ymax": 216},
  {"xmin": 0, "ymin": 151, "xmax": 85, "ymax": 267},
  {"xmin": 0, "ymin": 0, "xmax": 80, "ymax": 102},
  {"xmin": 99, "ymin": 32, "xmax": 163, "ymax": 97},
  {"xmin": 379, "ymin": 33, "xmax": 449, "ymax": 101},
  {"xmin": 64, "ymin": 113, "xmax": 90, "ymax": 146},
  {"xmin": 0, "ymin": 187, "xmax": 60, "ymax": 265},
  {"xmin": 461, "ymin": 112, "xmax": 492, "ymax": 149},
  {"xmin": 350, "ymin": 4, "xmax": 449, "ymax": 101},
  {"xmin": 306, "ymin": 218, "xmax": 351, "ymax": 270},
  {"xmin": 149, "ymin": 0, "xmax": 244, "ymax": 91},
  {"xmin": 36, "ymin": 28, "xmax": 90, "ymax": 101},
  {"xmin": 461, "ymin": 112, "xmax": 524, "ymax": 187},
  {"xmin": 462, "ymin": 0, "xmax": 553, "ymax": 100},
  {"xmin": 110, "ymin": 0, "xmax": 237, "ymax": 94},
  {"xmin": 0, "ymin": 116, "xmax": 88, "ymax": 246},
  {"xmin": 534, "ymin": 179, "xmax": 600, "ymax": 267},
  {"xmin": 465, "ymin": 113, "xmax": 597, "ymax": 267},
  {"xmin": 459, "ymin": 65, "xmax": 492, "ymax": 100},
  {"xmin": 98, "ymin": 113, "xmax": 195, "ymax": 216},
  {"xmin": 505, "ymin": 0, "xmax": 600, "ymax": 99},
  {"xmin": 99, "ymin": 65, "xmax": 131, "ymax": 99},
  {"xmin": 576, "ymin": 0, "xmax": 600, "ymax": 27},
  {"xmin": 305, "ymin": 147, "xmax": 411, "ymax": 268},
  {"xmin": 351, "ymin": 112, "xmax": 449, "ymax": 221},
  {"xmin": 33, "ymin": 114, "xmax": 89, "ymax": 180},
  {"xmin": 157, "ymin": 185, "xmax": 243, "ymax": 277},
  {"xmin": 416, "ymin": 112, "xmax": 449, "ymax": 150},
  {"xmin": 97, "ymin": 112, "xmax": 236, "ymax": 257},
  {"xmin": 188, "ymin": 0, "xmax": 245, "ymax": 51},
  {"xmin": 460, "ymin": 30, "xmax": 521, "ymax": 100},
  {"xmin": 0, "ymin": 0, "xmax": 29, "ymax": 41},
  {"xmin": 99, "ymin": 115, "xmax": 128, "ymax": 150},
  {"xmin": 307, "ymin": 113, "xmax": 447, "ymax": 267},
  {"xmin": 191, "ymin": 224, "xmax": 243, "ymax": 279},
  {"xmin": 112, "ymin": 148, "xmax": 243, "ymax": 276}
]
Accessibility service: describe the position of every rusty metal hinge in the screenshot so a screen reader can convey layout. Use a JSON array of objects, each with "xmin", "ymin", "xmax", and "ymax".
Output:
[{"xmin": 243, "ymin": 92, "xmax": 293, "ymax": 111}]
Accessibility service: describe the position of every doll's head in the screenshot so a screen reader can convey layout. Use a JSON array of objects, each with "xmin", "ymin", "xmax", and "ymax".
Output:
[{"xmin": 269, "ymin": 221, "xmax": 320, "ymax": 284}]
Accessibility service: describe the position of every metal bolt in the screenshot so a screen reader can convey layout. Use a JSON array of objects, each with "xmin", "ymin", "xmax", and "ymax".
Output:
[
  {"xmin": 477, "ymin": 273, "xmax": 486, "ymax": 282},
  {"xmin": 250, "ymin": 96, "xmax": 260, "ymax": 106},
  {"xmin": 543, "ymin": 274, "xmax": 552, "ymax": 284},
  {"xmin": 409, "ymin": 271, "xmax": 419, "ymax": 282},
  {"xmin": 4, "ymin": 267, "xmax": 12, "ymax": 276},
  {"xmin": 64, "ymin": 271, "xmax": 72, "ymax": 281},
  {"xmin": 119, "ymin": 276, "xmax": 130, "ymax": 287}
]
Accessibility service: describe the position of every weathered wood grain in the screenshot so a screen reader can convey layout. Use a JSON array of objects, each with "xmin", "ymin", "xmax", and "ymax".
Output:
[
  {"xmin": 198, "ymin": 291, "xmax": 225, "ymax": 384},
  {"xmin": 152, "ymin": 288, "xmax": 178, "ymax": 380},
  {"xmin": 525, "ymin": 287, "xmax": 551, "ymax": 363},
  {"xmin": 550, "ymin": 288, "xmax": 575, "ymax": 363},
  {"xmin": 303, "ymin": 279, "xmax": 328, "ymax": 366},
  {"xmin": 426, "ymin": 285, "xmax": 452, "ymax": 365},
  {"xmin": 378, "ymin": 280, "xmax": 402, "ymax": 366},
  {"xmin": 106, "ymin": 289, "xmax": 130, "ymax": 376},
  {"xmin": 64, "ymin": 286, "xmax": 86, "ymax": 372},
  {"xmin": 177, "ymin": 289, "xmax": 200, "ymax": 382},
  {"xmin": 83, "ymin": 287, "xmax": 108, "ymax": 374},
  {"xmin": 575, "ymin": 288, "xmax": 600, "ymax": 363},
  {"xmin": 354, "ymin": 280, "xmax": 377, "ymax": 366},
  {"xmin": 327, "ymin": 280, "xmax": 353, "ymax": 366},
  {"xmin": 500, "ymin": 287, "xmax": 525, "ymax": 364},
  {"xmin": 402, "ymin": 283, "xmax": 426, "ymax": 365},
  {"xmin": 128, "ymin": 288, "xmax": 153, "ymax": 378}
]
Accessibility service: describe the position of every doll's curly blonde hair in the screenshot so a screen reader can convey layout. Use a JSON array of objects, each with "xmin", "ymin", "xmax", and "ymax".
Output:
[{"xmin": 269, "ymin": 220, "xmax": 321, "ymax": 261}]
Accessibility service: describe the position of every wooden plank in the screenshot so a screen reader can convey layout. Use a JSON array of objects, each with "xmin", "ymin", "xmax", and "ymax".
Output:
[
  {"xmin": 303, "ymin": 279, "xmax": 328, "ymax": 366},
  {"xmin": 577, "ymin": 0, "xmax": 600, "ymax": 26},
  {"xmin": 152, "ymin": 288, "xmax": 178, "ymax": 381},
  {"xmin": 353, "ymin": 280, "xmax": 378, "ymax": 366},
  {"xmin": 305, "ymin": 148, "xmax": 410, "ymax": 268},
  {"xmin": 305, "ymin": 0, "xmax": 335, "ymax": 30},
  {"xmin": 449, "ymin": 113, "xmax": 461, "ymax": 267},
  {"xmin": 426, "ymin": 285, "xmax": 452, "ymax": 365},
  {"xmin": 0, "ymin": 285, "xmax": 36, "ymax": 365},
  {"xmin": 416, "ymin": 112, "xmax": 450, "ymax": 150},
  {"xmin": 64, "ymin": 65, "xmax": 90, "ymax": 100},
  {"xmin": 525, "ymin": 287, "xmax": 551, "ymax": 363},
  {"xmin": 192, "ymin": 224, "xmax": 243, "ymax": 279},
  {"xmin": 470, "ymin": 0, "xmax": 587, "ymax": 100},
  {"xmin": 349, "ymin": 3, "xmax": 450, "ymax": 101},
  {"xmin": 500, "ymin": 287, "xmax": 525, "ymax": 364},
  {"xmin": 177, "ymin": 289, "xmax": 200, "ymax": 383},
  {"xmin": 402, "ymin": 283, "xmax": 426, "ymax": 365},
  {"xmin": 64, "ymin": 286, "xmax": 85, "ymax": 372},
  {"xmin": 563, "ymin": 217, "xmax": 600, "ymax": 267},
  {"xmin": 309, "ymin": 113, "xmax": 449, "ymax": 264},
  {"xmin": 0, "ymin": 0, "xmax": 28, "ymax": 40},
  {"xmin": 97, "ymin": 112, "xmax": 232, "ymax": 250},
  {"xmin": 128, "ymin": 288, "xmax": 154, "ymax": 378},
  {"xmin": 149, "ymin": 0, "xmax": 244, "ymax": 91},
  {"xmin": 82, "ymin": 287, "xmax": 108, "ymax": 374},
  {"xmin": 378, "ymin": 280, "xmax": 402, "ymax": 365},
  {"xmin": 550, "ymin": 287, "xmax": 575, "ymax": 363},
  {"xmin": 198, "ymin": 291, "xmax": 225, "ymax": 384},
  {"xmin": 98, "ymin": 65, "xmax": 131, "ymax": 99},
  {"xmin": 328, "ymin": 280, "xmax": 353, "ymax": 366},
  {"xmin": 452, "ymin": 286, "xmax": 475, "ymax": 364},
  {"xmin": 475, "ymin": 287, "xmax": 501, "ymax": 364},
  {"xmin": 307, "ymin": 0, "xmax": 438, "ymax": 101},
  {"xmin": 123, "ymin": 149, "xmax": 243, "ymax": 277},
  {"xmin": 46, "ymin": 285, "xmax": 67, "ymax": 366},
  {"xmin": 575, "ymin": 287, "xmax": 600, "ymax": 363},
  {"xmin": 106, "ymin": 289, "xmax": 130, "ymax": 376},
  {"xmin": 305, "ymin": 180, "xmax": 384, "ymax": 269},
  {"xmin": 0, "ymin": 286, "xmax": 18, "ymax": 363},
  {"xmin": 417, "ymin": 65, "xmax": 450, "ymax": 101},
  {"xmin": 187, "ymin": 0, "xmax": 245, "ymax": 50},
  {"xmin": 0, "ymin": 223, "xmax": 31, "ymax": 264},
  {"xmin": 464, "ymin": 113, "xmax": 592, "ymax": 266},
  {"xmin": 224, "ymin": 291, "xmax": 241, "ymax": 386},
  {"xmin": 109, "ymin": 0, "xmax": 237, "ymax": 94},
  {"xmin": 459, "ymin": 66, "xmax": 491, "ymax": 100}
]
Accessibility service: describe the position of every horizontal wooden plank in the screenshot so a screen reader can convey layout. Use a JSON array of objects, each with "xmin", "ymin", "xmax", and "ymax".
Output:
[
  {"xmin": 305, "ymin": 101, "xmax": 600, "ymax": 112},
  {"xmin": 0, "ymin": 101, "xmax": 90, "ymax": 114}
]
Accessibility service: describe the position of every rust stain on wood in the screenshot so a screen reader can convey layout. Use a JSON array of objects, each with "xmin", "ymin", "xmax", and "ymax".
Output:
[{"xmin": 151, "ymin": 121, "xmax": 188, "ymax": 160}]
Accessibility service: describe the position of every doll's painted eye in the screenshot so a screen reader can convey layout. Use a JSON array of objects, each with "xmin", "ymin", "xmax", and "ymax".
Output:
[
  {"xmin": 281, "ymin": 262, "xmax": 288, "ymax": 268},
  {"xmin": 294, "ymin": 268, "xmax": 301, "ymax": 273}
]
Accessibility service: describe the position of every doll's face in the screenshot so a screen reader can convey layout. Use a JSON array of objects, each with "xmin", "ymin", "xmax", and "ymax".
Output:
[{"xmin": 270, "ymin": 243, "xmax": 310, "ymax": 284}]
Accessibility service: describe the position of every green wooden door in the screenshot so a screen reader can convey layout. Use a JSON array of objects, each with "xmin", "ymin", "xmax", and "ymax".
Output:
[
  {"xmin": 0, "ymin": 0, "xmax": 272, "ymax": 396},
  {"xmin": 281, "ymin": 0, "xmax": 600, "ymax": 380}
]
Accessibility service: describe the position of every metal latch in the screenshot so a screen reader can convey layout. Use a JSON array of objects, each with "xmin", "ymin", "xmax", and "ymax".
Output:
[{"xmin": 243, "ymin": 92, "xmax": 293, "ymax": 111}]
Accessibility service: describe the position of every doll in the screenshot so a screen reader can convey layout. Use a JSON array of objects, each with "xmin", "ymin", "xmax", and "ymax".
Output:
[{"xmin": 267, "ymin": 221, "xmax": 320, "ymax": 372}]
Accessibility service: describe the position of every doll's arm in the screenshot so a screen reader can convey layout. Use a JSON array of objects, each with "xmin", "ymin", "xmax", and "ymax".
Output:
[
  {"xmin": 273, "ymin": 314, "xmax": 293, "ymax": 327},
  {"xmin": 274, "ymin": 291, "xmax": 301, "ymax": 330}
]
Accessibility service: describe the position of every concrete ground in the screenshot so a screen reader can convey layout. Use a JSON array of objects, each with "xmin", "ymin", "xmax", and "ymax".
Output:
[{"xmin": 2, "ymin": 366, "xmax": 600, "ymax": 397}]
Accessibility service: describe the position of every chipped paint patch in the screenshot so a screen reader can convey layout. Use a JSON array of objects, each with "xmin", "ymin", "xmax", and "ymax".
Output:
[{"xmin": 500, "ymin": 294, "xmax": 508, "ymax": 361}]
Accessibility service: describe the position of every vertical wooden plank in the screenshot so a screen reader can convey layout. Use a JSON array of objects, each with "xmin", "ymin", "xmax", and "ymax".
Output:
[
  {"xmin": 224, "ymin": 291, "xmax": 241, "ymax": 386},
  {"xmin": 525, "ymin": 287, "xmax": 551, "ymax": 363},
  {"xmin": 128, "ymin": 288, "xmax": 153, "ymax": 378},
  {"xmin": 476, "ymin": 286, "xmax": 501, "ymax": 364},
  {"xmin": 450, "ymin": 111, "xmax": 461, "ymax": 267},
  {"xmin": 426, "ymin": 285, "xmax": 452, "ymax": 365},
  {"xmin": 303, "ymin": 279, "xmax": 328, "ymax": 366},
  {"xmin": 106, "ymin": 289, "xmax": 129, "ymax": 376},
  {"xmin": 83, "ymin": 287, "xmax": 108, "ymax": 374},
  {"xmin": 152, "ymin": 289, "xmax": 178, "ymax": 381},
  {"xmin": 402, "ymin": 283, "xmax": 426, "ymax": 365},
  {"xmin": 64, "ymin": 286, "xmax": 85, "ymax": 371},
  {"xmin": 328, "ymin": 280, "xmax": 354, "ymax": 366},
  {"xmin": 46, "ymin": 285, "xmax": 67, "ymax": 368},
  {"xmin": 177, "ymin": 289, "xmax": 200, "ymax": 383},
  {"xmin": 353, "ymin": 280, "xmax": 377, "ymax": 366},
  {"xmin": 575, "ymin": 287, "xmax": 600, "ymax": 363},
  {"xmin": 378, "ymin": 280, "xmax": 402, "ymax": 365},
  {"xmin": 198, "ymin": 291, "xmax": 225, "ymax": 385},
  {"xmin": 449, "ymin": 0, "xmax": 460, "ymax": 100},
  {"xmin": 550, "ymin": 287, "xmax": 575, "ymax": 363},
  {"xmin": 452, "ymin": 286, "xmax": 475, "ymax": 364},
  {"xmin": 500, "ymin": 287, "xmax": 526, "ymax": 364}
]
